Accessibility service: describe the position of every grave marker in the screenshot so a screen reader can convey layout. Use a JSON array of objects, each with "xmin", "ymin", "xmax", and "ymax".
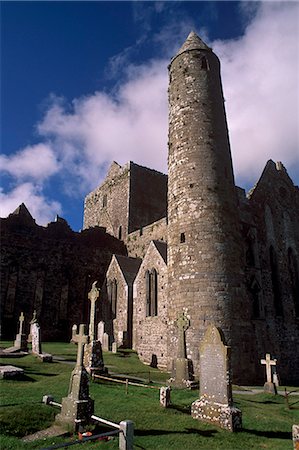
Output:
[
  {"xmin": 191, "ymin": 324, "xmax": 242, "ymax": 431},
  {"xmin": 13, "ymin": 312, "xmax": 28, "ymax": 352},
  {"xmin": 261, "ymin": 353, "xmax": 277, "ymax": 394},
  {"xmin": 160, "ymin": 386, "xmax": 171, "ymax": 408},
  {"xmin": 55, "ymin": 324, "xmax": 94, "ymax": 431},
  {"xmin": 169, "ymin": 312, "xmax": 193, "ymax": 388}
]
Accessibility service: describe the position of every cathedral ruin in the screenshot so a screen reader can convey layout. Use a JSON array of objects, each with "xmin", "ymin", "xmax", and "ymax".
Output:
[{"xmin": 1, "ymin": 32, "xmax": 298, "ymax": 385}]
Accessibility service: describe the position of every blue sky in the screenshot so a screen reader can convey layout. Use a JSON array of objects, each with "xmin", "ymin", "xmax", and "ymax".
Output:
[{"xmin": 1, "ymin": 1, "xmax": 299, "ymax": 230}]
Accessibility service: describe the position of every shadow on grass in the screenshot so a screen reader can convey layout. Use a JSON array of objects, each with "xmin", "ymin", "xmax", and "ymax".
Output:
[
  {"xmin": 169, "ymin": 404, "xmax": 191, "ymax": 415},
  {"xmin": 243, "ymin": 428, "xmax": 292, "ymax": 440},
  {"xmin": 135, "ymin": 428, "xmax": 218, "ymax": 437}
]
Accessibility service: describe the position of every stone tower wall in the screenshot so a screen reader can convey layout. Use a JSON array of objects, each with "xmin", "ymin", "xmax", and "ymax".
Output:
[{"xmin": 167, "ymin": 35, "xmax": 254, "ymax": 382}]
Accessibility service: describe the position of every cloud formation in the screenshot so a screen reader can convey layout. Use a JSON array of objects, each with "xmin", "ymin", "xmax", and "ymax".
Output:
[{"xmin": 1, "ymin": 2, "xmax": 298, "ymax": 226}]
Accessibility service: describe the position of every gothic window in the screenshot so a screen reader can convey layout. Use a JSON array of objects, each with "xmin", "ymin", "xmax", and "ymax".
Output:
[
  {"xmin": 288, "ymin": 248, "xmax": 299, "ymax": 317},
  {"xmin": 107, "ymin": 278, "xmax": 117, "ymax": 318},
  {"xmin": 146, "ymin": 269, "xmax": 158, "ymax": 317},
  {"xmin": 269, "ymin": 246, "xmax": 283, "ymax": 316}
]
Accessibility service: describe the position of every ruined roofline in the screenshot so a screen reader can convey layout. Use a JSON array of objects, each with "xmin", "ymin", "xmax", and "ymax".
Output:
[{"xmin": 247, "ymin": 159, "xmax": 298, "ymax": 200}]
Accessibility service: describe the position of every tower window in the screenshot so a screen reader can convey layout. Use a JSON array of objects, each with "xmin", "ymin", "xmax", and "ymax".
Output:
[
  {"xmin": 118, "ymin": 226, "xmax": 122, "ymax": 240},
  {"xmin": 180, "ymin": 233, "xmax": 186, "ymax": 243},
  {"xmin": 201, "ymin": 57, "xmax": 209, "ymax": 70},
  {"xmin": 269, "ymin": 246, "xmax": 283, "ymax": 316},
  {"xmin": 102, "ymin": 194, "xmax": 107, "ymax": 208},
  {"xmin": 146, "ymin": 269, "xmax": 158, "ymax": 317}
]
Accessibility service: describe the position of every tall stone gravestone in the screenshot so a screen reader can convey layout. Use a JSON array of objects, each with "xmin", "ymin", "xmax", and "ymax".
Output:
[
  {"xmin": 83, "ymin": 282, "xmax": 107, "ymax": 375},
  {"xmin": 191, "ymin": 324, "xmax": 242, "ymax": 431},
  {"xmin": 97, "ymin": 321, "xmax": 105, "ymax": 344},
  {"xmin": 13, "ymin": 312, "xmax": 27, "ymax": 351},
  {"xmin": 260, "ymin": 353, "xmax": 277, "ymax": 394},
  {"xmin": 170, "ymin": 312, "xmax": 193, "ymax": 388},
  {"xmin": 56, "ymin": 324, "xmax": 94, "ymax": 431},
  {"xmin": 28, "ymin": 311, "xmax": 52, "ymax": 362}
]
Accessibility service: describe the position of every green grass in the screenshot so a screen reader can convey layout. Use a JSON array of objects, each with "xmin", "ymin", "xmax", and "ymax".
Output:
[{"xmin": 0, "ymin": 342, "xmax": 298, "ymax": 449}]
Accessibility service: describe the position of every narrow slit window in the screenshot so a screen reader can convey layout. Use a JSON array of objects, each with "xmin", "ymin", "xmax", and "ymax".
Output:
[
  {"xmin": 180, "ymin": 233, "xmax": 186, "ymax": 243},
  {"xmin": 201, "ymin": 57, "xmax": 209, "ymax": 70}
]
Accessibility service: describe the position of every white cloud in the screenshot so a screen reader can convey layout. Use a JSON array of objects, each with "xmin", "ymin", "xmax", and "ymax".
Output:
[
  {"xmin": 1, "ymin": 1, "xmax": 298, "ymax": 224},
  {"xmin": 0, "ymin": 183, "xmax": 62, "ymax": 226},
  {"xmin": 0, "ymin": 143, "xmax": 59, "ymax": 181}
]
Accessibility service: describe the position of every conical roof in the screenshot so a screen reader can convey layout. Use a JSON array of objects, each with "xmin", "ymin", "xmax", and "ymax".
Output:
[{"xmin": 174, "ymin": 31, "xmax": 211, "ymax": 59}]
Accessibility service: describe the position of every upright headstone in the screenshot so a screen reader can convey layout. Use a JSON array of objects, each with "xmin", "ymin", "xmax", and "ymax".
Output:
[
  {"xmin": 170, "ymin": 312, "xmax": 193, "ymax": 388},
  {"xmin": 102, "ymin": 332, "xmax": 110, "ymax": 351},
  {"xmin": 71, "ymin": 324, "xmax": 78, "ymax": 343},
  {"xmin": 13, "ymin": 312, "xmax": 28, "ymax": 351},
  {"xmin": 27, "ymin": 310, "xmax": 37, "ymax": 343},
  {"xmin": 55, "ymin": 324, "xmax": 94, "ymax": 431},
  {"xmin": 83, "ymin": 282, "xmax": 107, "ymax": 375},
  {"xmin": 112, "ymin": 342, "xmax": 117, "ymax": 353},
  {"xmin": 261, "ymin": 353, "xmax": 277, "ymax": 394},
  {"xmin": 31, "ymin": 322, "xmax": 42, "ymax": 355},
  {"xmin": 97, "ymin": 321, "xmax": 105, "ymax": 343},
  {"xmin": 160, "ymin": 386, "xmax": 171, "ymax": 408},
  {"xmin": 191, "ymin": 324, "xmax": 242, "ymax": 431}
]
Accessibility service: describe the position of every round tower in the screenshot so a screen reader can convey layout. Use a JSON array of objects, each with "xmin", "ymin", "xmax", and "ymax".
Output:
[{"xmin": 167, "ymin": 32, "xmax": 245, "ymax": 379}]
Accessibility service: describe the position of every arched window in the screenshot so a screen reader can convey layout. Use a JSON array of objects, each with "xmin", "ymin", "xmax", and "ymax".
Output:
[
  {"xmin": 146, "ymin": 269, "xmax": 158, "ymax": 317},
  {"xmin": 269, "ymin": 246, "xmax": 283, "ymax": 316},
  {"xmin": 288, "ymin": 248, "xmax": 299, "ymax": 317},
  {"xmin": 107, "ymin": 278, "xmax": 117, "ymax": 318}
]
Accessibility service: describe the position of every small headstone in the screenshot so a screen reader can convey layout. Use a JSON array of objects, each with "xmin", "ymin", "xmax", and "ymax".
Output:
[
  {"xmin": 191, "ymin": 324, "xmax": 242, "ymax": 432},
  {"xmin": 112, "ymin": 342, "xmax": 117, "ymax": 353},
  {"xmin": 0, "ymin": 365, "xmax": 24, "ymax": 379},
  {"xmin": 160, "ymin": 386, "xmax": 171, "ymax": 408},
  {"xmin": 261, "ymin": 353, "xmax": 277, "ymax": 394},
  {"xmin": 55, "ymin": 324, "xmax": 94, "ymax": 431},
  {"xmin": 97, "ymin": 321, "xmax": 105, "ymax": 343},
  {"xmin": 71, "ymin": 324, "xmax": 78, "ymax": 343},
  {"xmin": 293, "ymin": 424, "xmax": 299, "ymax": 450},
  {"xmin": 102, "ymin": 332, "xmax": 110, "ymax": 351}
]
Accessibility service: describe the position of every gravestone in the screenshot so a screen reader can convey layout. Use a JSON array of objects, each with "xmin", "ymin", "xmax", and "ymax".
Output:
[
  {"xmin": 82, "ymin": 282, "xmax": 107, "ymax": 375},
  {"xmin": 169, "ymin": 312, "xmax": 193, "ymax": 388},
  {"xmin": 0, "ymin": 365, "xmax": 24, "ymax": 379},
  {"xmin": 160, "ymin": 386, "xmax": 171, "ymax": 408},
  {"xmin": 102, "ymin": 332, "xmax": 110, "ymax": 351},
  {"xmin": 293, "ymin": 424, "xmax": 299, "ymax": 450},
  {"xmin": 70, "ymin": 324, "xmax": 78, "ymax": 343},
  {"xmin": 27, "ymin": 310, "xmax": 38, "ymax": 343},
  {"xmin": 31, "ymin": 322, "xmax": 42, "ymax": 355},
  {"xmin": 191, "ymin": 324, "xmax": 242, "ymax": 431},
  {"xmin": 112, "ymin": 342, "xmax": 117, "ymax": 353},
  {"xmin": 261, "ymin": 353, "xmax": 277, "ymax": 394},
  {"xmin": 13, "ymin": 312, "xmax": 28, "ymax": 352},
  {"xmin": 97, "ymin": 321, "xmax": 105, "ymax": 343},
  {"xmin": 55, "ymin": 324, "xmax": 94, "ymax": 431}
]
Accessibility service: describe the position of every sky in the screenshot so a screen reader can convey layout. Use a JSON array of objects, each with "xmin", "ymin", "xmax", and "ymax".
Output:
[{"xmin": 1, "ymin": 1, "xmax": 299, "ymax": 231}]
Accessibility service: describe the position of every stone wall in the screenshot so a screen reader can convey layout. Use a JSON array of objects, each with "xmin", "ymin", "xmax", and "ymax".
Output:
[
  {"xmin": 133, "ymin": 241, "xmax": 168, "ymax": 369},
  {"xmin": 126, "ymin": 218, "xmax": 167, "ymax": 258},
  {"xmin": 0, "ymin": 207, "xmax": 126, "ymax": 341}
]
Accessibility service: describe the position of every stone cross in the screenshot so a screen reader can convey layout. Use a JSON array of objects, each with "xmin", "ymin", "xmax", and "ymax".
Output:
[
  {"xmin": 88, "ymin": 281, "xmax": 100, "ymax": 341},
  {"xmin": 176, "ymin": 312, "xmax": 190, "ymax": 358},
  {"xmin": 18, "ymin": 312, "xmax": 25, "ymax": 335},
  {"xmin": 261, "ymin": 353, "xmax": 276, "ymax": 383},
  {"xmin": 76, "ymin": 324, "xmax": 89, "ymax": 368},
  {"xmin": 30, "ymin": 310, "xmax": 37, "ymax": 324}
]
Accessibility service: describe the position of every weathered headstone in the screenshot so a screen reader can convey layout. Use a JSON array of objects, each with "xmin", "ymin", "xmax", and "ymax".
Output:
[
  {"xmin": 13, "ymin": 312, "xmax": 28, "ymax": 351},
  {"xmin": 261, "ymin": 353, "xmax": 277, "ymax": 394},
  {"xmin": 293, "ymin": 424, "xmax": 299, "ymax": 450},
  {"xmin": 70, "ymin": 324, "xmax": 78, "ymax": 343},
  {"xmin": 83, "ymin": 282, "xmax": 107, "ymax": 374},
  {"xmin": 112, "ymin": 342, "xmax": 117, "ymax": 353},
  {"xmin": 191, "ymin": 324, "xmax": 242, "ymax": 431},
  {"xmin": 102, "ymin": 332, "xmax": 110, "ymax": 351},
  {"xmin": 27, "ymin": 310, "xmax": 38, "ymax": 343},
  {"xmin": 55, "ymin": 324, "xmax": 94, "ymax": 431},
  {"xmin": 97, "ymin": 321, "xmax": 105, "ymax": 343},
  {"xmin": 169, "ymin": 312, "xmax": 193, "ymax": 388},
  {"xmin": 160, "ymin": 386, "xmax": 171, "ymax": 408},
  {"xmin": 31, "ymin": 322, "xmax": 42, "ymax": 355}
]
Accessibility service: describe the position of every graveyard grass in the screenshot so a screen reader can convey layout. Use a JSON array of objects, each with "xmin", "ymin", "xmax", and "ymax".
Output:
[{"xmin": 0, "ymin": 342, "xmax": 298, "ymax": 450}]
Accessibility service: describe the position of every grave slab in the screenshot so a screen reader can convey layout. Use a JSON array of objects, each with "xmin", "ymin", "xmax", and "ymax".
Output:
[{"xmin": 0, "ymin": 365, "xmax": 24, "ymax": 379}]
